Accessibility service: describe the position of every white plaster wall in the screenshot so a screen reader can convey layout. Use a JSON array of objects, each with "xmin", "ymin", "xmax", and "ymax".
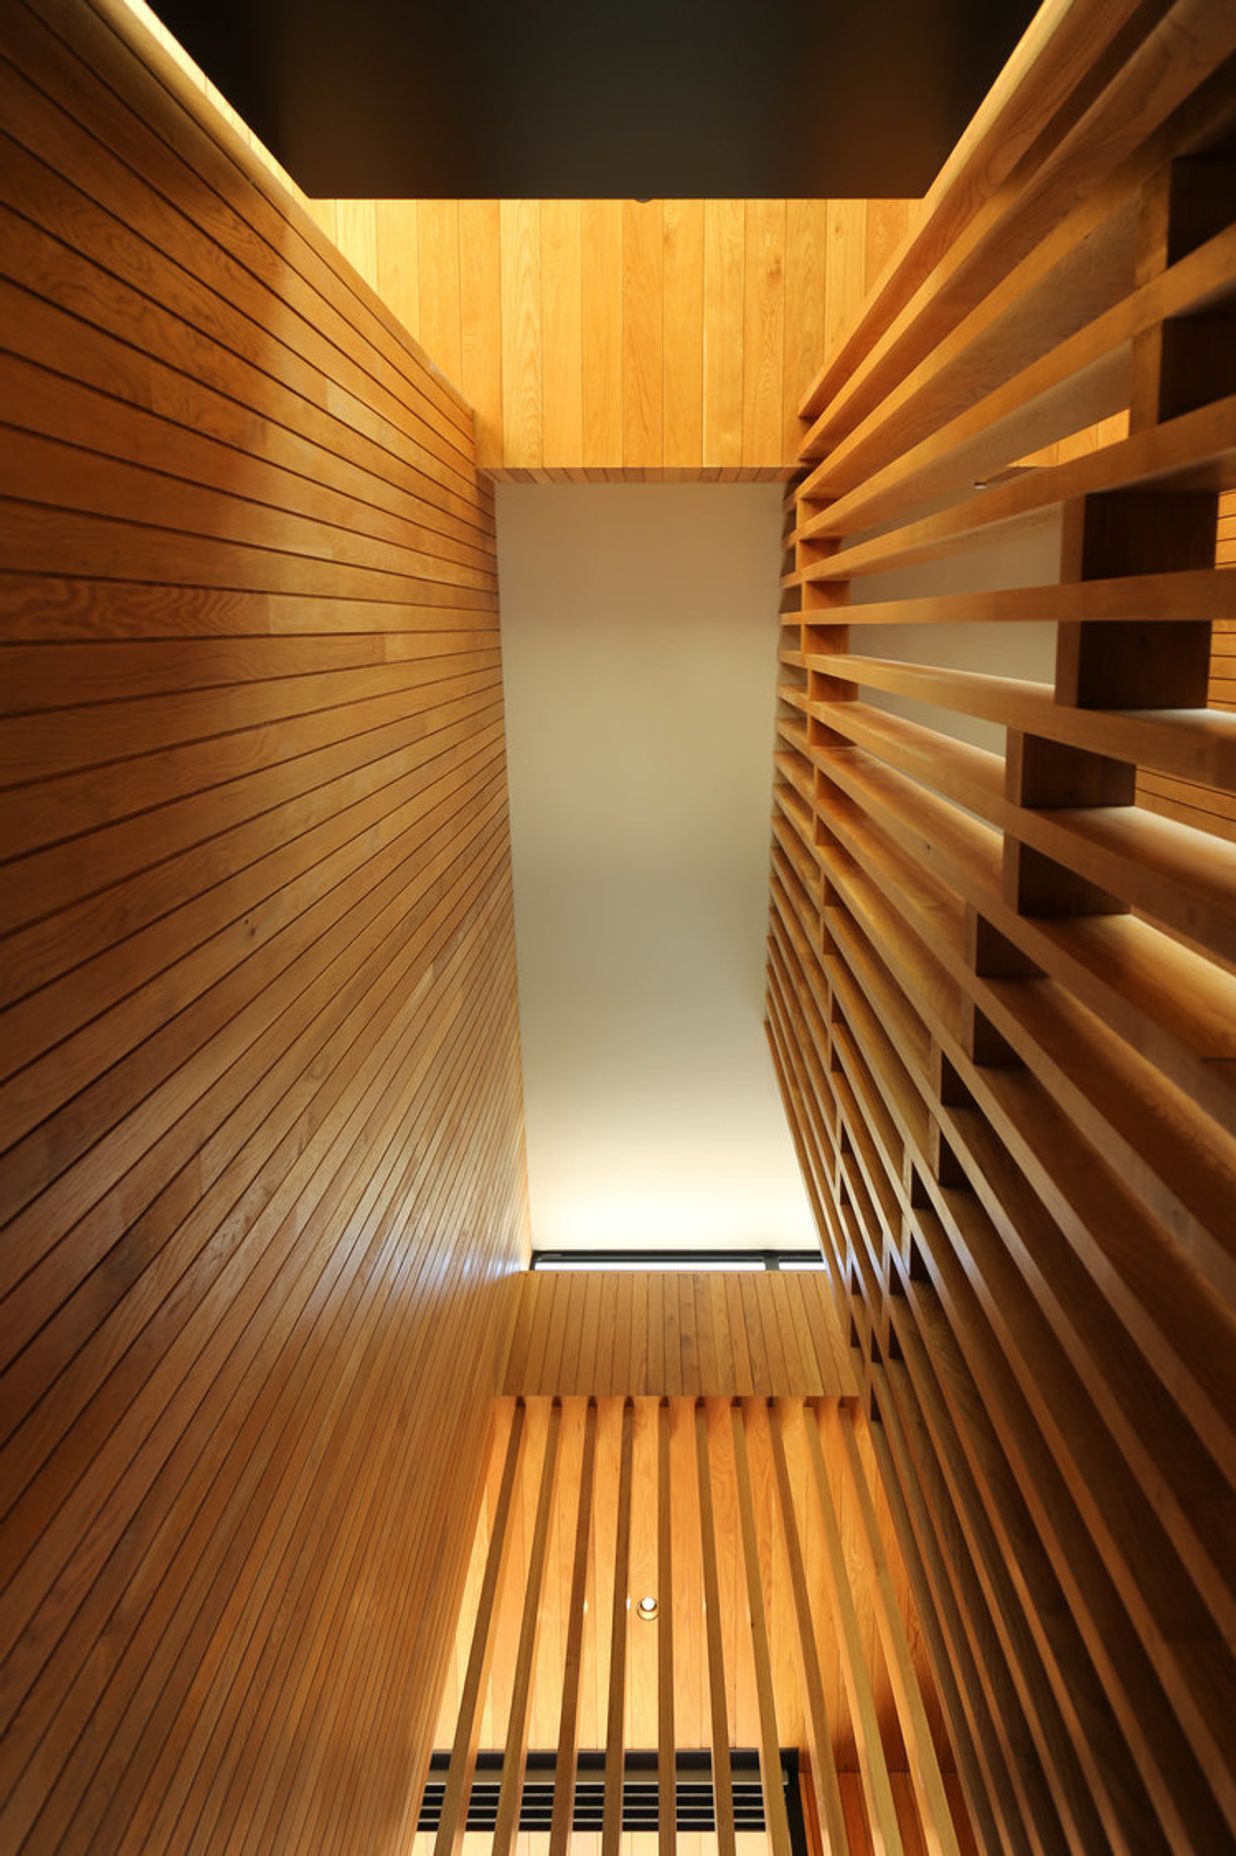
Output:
[{"xmin": 496, "ymin": 483, "xmax": 817, "ymax": 1253}]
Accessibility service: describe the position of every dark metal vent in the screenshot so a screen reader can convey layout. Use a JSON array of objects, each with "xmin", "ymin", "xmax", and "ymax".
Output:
[{"xmin": 417, "ymin": 1749, "xmax": 789, "ymax": 1834}]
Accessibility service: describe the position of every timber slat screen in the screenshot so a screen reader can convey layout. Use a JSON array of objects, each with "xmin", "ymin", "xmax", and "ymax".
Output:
[
  {"xmin": 0, "ymin": 0, "xmax": 527, "ymax": 1850},
  {"xmin": 768, "ymin": 3, "xmax": 1236, "ymax": 1853},
  {"xmin": 424, "ymin": 1397, "xmax": 976, "ymax": 1856}
]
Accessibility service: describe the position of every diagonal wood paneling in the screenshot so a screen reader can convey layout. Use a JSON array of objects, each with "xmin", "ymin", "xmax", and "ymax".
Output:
[{"xmin": 0, "ymin": 1, "xmax": 528, "ymax": 1850}]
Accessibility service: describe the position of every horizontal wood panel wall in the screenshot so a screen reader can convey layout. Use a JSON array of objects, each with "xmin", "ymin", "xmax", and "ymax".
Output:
[
  {"xmin": 427, "ymin": 1397, "xmax": 973, "ymax": 1856},
  {"xmin": 320, "ymin": 196, "xmax": 919, "ymax": 479},
  {"xmin": 502, "ymin": 1271, "xmax": 856, "ymax": 1398},
  {"xmin": 770, "ymin": 4, "xmax": 1236, "ymax": 1853},
  {"xmin": 0, "ymin": 2, "xmax": 528, "ymax": 1852}
]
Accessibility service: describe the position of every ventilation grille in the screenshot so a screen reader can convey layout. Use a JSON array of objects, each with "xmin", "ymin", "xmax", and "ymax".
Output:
[{"xmin": 418, "ymin": 1749, "xmax": 779, "ymax": 1833}]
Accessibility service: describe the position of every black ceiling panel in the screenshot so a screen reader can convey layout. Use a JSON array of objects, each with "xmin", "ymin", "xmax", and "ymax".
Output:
[{"xmin": 149, "ymin": 0, "xmax": 1038, "ymax": 199}]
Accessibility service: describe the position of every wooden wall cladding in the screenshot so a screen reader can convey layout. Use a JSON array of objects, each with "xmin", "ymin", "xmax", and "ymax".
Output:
[
  {"xmin": 503, "ymin": 1271, "xmax": 855, "ymax": 1399},
  {"xmin": 320, "ymin": 197, "xmax": 919, "ymax": 479},
  {"xmin": 425, "ymin": 1397, "xmax": 975, "ymax": 1856},
  {"xmin": 0, "ymin": 1, "xmax": 528, "ymax": 1851},
  {"xmin": 770, "ymin": 3, "xmax": 1236, "ymax": 1852}
]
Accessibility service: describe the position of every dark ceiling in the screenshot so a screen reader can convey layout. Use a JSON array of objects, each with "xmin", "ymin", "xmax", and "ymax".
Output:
[{"xmin": 151, "ymin": 0, "xmax": 1039, "ymax": 199}]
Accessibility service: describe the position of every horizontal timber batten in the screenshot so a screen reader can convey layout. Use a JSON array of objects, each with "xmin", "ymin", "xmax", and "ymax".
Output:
[
  {"xmin": 767, "ymin": 5, "xmax": 1236, "ymax": 1854},
  {"xmin": 0, "ymin": 3, "xmax": 528, "ymax": 1854}
]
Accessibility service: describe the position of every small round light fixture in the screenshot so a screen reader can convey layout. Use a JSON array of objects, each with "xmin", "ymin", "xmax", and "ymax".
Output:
[{"xmin": 636, "ymin": 1594, "xmax": 659, "ymax": 1622}]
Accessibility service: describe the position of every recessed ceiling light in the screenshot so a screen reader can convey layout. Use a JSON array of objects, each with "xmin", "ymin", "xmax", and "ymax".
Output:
[{"xmin": 636, "ymin": 1594, "xmax": 659, "ymax": 1622}]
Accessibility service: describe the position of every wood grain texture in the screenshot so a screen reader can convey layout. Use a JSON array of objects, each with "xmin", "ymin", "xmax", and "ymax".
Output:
[
  {"xmin": 547, "ymin": 1398, "xmax": 596, "ymax": 1855},
  {"xmin": 326, "ymin": 193, "xmax": 915, "ymax": 477},
  {"xmin": 491, "ymin": 1400, "xmax": 559, "ymax": 1856},
  {"xmin": 0, "ymin": 4, "xmax": 528, "ymax": 1852},
  {"xmin": 622, "ymin": 200, "xmax": 665, "ymax": 471},
  {"xmin": 602, "ymin": 1399, "xmax": 634, "ymax": 1856},
  {"xmin": 500, "ymin": 199, "xmax": 543, "ymax": 472},
  {"xmin": 435, "ymin": 1404, "xmax": 526, "ymax": 1856},
  {"xmin": 424, "ymin": 1398, "xmax": 966, "ymax": 1854},
  {"xmin": 503, "ymin": 1271, "xmax": 854, "ymax": 1397},
  {"xmin": 1140, "ymin": 487, "xmax": 1236, "ymax": 835},
  {"xmin": 731, "ymin": 1399, "xmax": 793, "ymax": 1856},
  {"xmin": 540, "ymin": 198, "xmax": 584, "ymax": 472},
  {"xmin": 695, "ymin": 1398, "xmax": 737, "ymax": 1856},
  {"xmin": 743, "ymin": 200, "xmax": 787, "ymax": 470},
  {"xmin": 773, "ymin": 7, "xmax": 1236, "ymax": 1850},
  {"xmin": 663, "ymin": 198, "xmax": 705, "ymax": 469}
]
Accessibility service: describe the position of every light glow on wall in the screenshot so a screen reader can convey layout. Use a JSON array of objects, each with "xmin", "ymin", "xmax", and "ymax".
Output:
[{"xmin": 498, "ymin": 484, "xmax": 819, "ymax": 1256}]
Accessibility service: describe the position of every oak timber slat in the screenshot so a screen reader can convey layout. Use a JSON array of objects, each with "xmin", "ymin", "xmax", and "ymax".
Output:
[
  {"xmin": 800, "ymin": 739, "xmax": 1236, "ymax": 1136},
  {"xmin": 656, "ymin": 1399, "xmax": 675, "ymax": 1856},
  {"xmin": 768, "ymin": 14, "xmax": 1236, "ymax": 1851},
  {"xmin": 769, "ymin": 1400, "xmax": 849, "ymax": 1856},
  {"xmin": 797, "ymin": 393, "xmax": 1236, "ymax": 570},
  {"xmin": 800, "ymin": 700, "xmax": 1236, "ymax": 968},
  {"xmin": 792, "ymin": 754, "xmax": 1236, "ymax": 1391},
  {"xmin": 797, "ymin": 0, "xmax": 1236, "ymax": 447},
  {"xmin": 430, "ymin": 1398, "xmax": 969, "ymax": 1853},
  {"xmin": 434, "ymin": 1404, "xmax": 525, "ymax": 1856},
  {"xmin": 800, "ymin": 218, "xmax": 1236, "ymax": 532},
  {"xmin": 0, "ymin": 1, "xmax": 529, "ymax": 1850},
  {"xmin": 323, "ymin": 188, "xmax": 916, "ymax": 476},
  {"xmin": 811, "ymin": 568, "xmax": 1236, "ymax": 631},
  {"xmin": 11, "ymin": 895, "xmax": 520, "ymax": 1848},
  {"xmin": 502, "ymin": 1270, "xmax": 849, "ymax": 1396},
  {"xmin": 838, "ymin": 1409, "xmax": 964, "ymax": 1856},
  {"xmin": 872, "ymin": 1361, "xmax": 1051, "ymax": 1856},
  {"xmin": 803, "ymin": 659, "xmax": 1236, "ymax": 790},
  {"xmin": 492, "ymin": 1401, "xmax": 561, "ymax": 1856},
  {"xmin": 795, "ymin": 0, "xmax": 1146, "ymax": 423},
  {"xmin": 804, "ymin": 1405, "xmax": 908, "ymax": 1856},
  {"xmin": 883, "ymin": 1258, "xmax": 1140, "ymax": 1854},
  {"xmin": 694, "ymin": 1400, "xmax": 737, "ymax": 1856},
  {"xmin": 730, "ymin": 1401, "xmax": 793, "ymax": 1856},
  {"xmin": 601, "ymin": 1399, "xmax": 634, "ymax": 1856},
  {"xmin": 548, "ymin": 1398, "xmax": 596, "ymax": 1856}
]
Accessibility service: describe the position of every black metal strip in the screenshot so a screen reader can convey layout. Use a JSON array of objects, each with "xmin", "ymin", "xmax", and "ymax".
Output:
[{"xmin": 529, "ymin": 1248, "xmax": 826, "ymax": 1271}]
